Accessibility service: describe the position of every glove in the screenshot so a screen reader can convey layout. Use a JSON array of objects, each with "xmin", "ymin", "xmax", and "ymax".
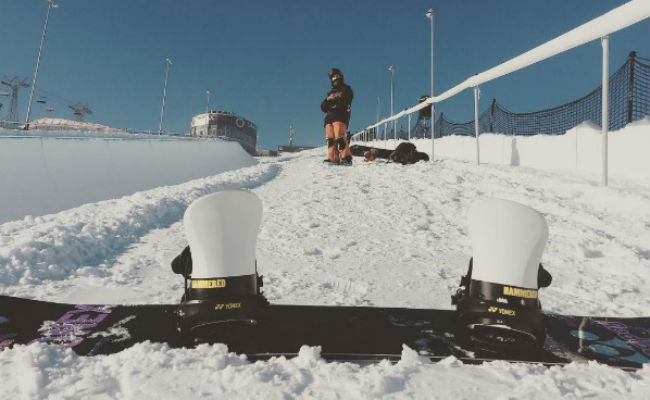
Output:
[
  {"xmin": 320, "ymin": 99, "xmax": 330, "ymax": 113},
  {"xmin": 320, "ymin": 98, "xmax": 336, "ymax": 112}
]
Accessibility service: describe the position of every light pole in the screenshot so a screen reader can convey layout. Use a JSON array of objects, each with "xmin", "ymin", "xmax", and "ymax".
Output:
[
  {"xmin": 376, "ymin": 96, "xmax": 380, "ymax": 125},
  {"xmin": 388, "ymin": 65, "xmax": 395, "ymax": 140},
  {"xmin": 474, "ymin": 85, "xmax": 480, "ymax": 165},
  {"xmin": 25, "ymin": 0, "xmax": 58, "ymax": 128},
  {"xmin": 206, "ymin": 90, "xmax": 211, "ymax": 113},
  {"xmin": 601, "ymin": 35, "xmax": 609, "ymax": 186},
  {"xmin": 158, "ymin": 58, "xmax": 173, "ymax": 135},
  {"xmin": 426, "ymin": 8, "xmax": 434, "ymax": 160}
]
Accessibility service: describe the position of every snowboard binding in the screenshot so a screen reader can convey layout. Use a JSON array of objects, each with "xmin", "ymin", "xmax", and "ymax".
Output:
[
  {"xmin": 173, "ymin": 246, "xmax": 268, "ymax": 338},
  {"xmin": 452, "ymin": 198, "xmax": 552, "ymax": 355},
  {"xmin": 452, "ymin": 258, "xmax": 550, "ymax": 353},
  {"xmin": 172, "ymin": 190, "xmax": 268, "ymax": 339}
]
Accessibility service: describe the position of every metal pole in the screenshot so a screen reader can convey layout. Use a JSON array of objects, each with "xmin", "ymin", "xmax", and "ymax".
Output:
[
  {"xmin": 25, "ymin": 0, "xmax": 57, "ymax": 127},
  {"xmin": 206, "ymin": 90, "xmax": 211, "ymax": 113},
  {"xmin": 158, "ymin": 58, "xmax": 172, "ymax": 135},
  {"xmin": 376, "ymin": 96, "xmax": 380, "ymax": 144},
  {"xmin": 389, "ymin": 65, "xmax": 395, "ymax": 141},
  {"xmin": 474, "ymin": 85, "xmax": 480, "ymax": 165},
  {"xmin": 408, "ymin": 113, "xmax": 411, "ymax": 140},
  {"xmin": 601, "ymin": 36, "xmax": 609, "ymax": 186},
  {"xmin": 395, "ymin": 117, "xmax": 398, "ymax": 141},
  {"xmin": 427, "ymin": 8, "xmax": 435, "ymax": 161}
]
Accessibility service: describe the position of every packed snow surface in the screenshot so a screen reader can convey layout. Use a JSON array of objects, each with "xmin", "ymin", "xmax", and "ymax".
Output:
[
  {"xmin": 1, "ymin": 127, "xmax": 649, "ymax": 398},
  {"xmin": 0, "ymin": 132, "xmax": 255, "ymax": 224}
]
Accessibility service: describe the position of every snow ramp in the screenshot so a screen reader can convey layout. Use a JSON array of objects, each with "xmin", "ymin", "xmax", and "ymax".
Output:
[{"xmin": 0, "ymin": 135, "xmax": 256, "ymax": 224}]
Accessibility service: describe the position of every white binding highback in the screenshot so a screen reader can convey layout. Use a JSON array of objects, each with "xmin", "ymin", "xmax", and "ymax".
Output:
[
  {"xmin": 183, "ymin": 190, "xmax": 263, "ymax": 279},
  {"xmin": 468, "ymin": 198, "xmax": 548, "ymax": 289}
]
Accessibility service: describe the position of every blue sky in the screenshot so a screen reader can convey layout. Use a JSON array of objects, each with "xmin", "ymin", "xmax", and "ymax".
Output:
[{"xmin": 1, "ymin": 1, "xmax": 648, "ymax": 149}]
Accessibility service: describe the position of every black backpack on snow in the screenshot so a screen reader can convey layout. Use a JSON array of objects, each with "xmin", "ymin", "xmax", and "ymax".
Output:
[{"xmin": 390, "ymin": 142, "xmax": 423, "ymax": 164}]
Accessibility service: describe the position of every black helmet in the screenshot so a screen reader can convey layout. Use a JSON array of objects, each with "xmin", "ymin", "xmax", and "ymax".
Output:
[{"xmin": 328, "ymin": 68, "xmax": 343, "ymax": 79}]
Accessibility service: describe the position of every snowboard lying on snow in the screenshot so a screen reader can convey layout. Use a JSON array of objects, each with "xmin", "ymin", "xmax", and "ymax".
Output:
[
  {"xmin": 1, "ymin": 294, "xmax": 649, "ymax": 370},
  {"xmin": 3, "ymin": 191, "xmax": 648, "ymax": 370},
  {"xmin": 349, "ymin": 143, "xmax": 429, "ymax": 164}
]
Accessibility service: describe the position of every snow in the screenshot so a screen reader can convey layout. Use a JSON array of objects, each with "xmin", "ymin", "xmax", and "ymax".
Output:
[
  {"xmin": 28, "ymin": 117, "xmax": 127, "ymax": 134},
  {"xmin": 1, "ymin": 343, "xmax": 648, "ymax": 399},
  {"xmin": 364, "ymin": 119, "xmax": 650, "ymax": 180},
  {"xmin": 0, "ymin": 132, "xmax": 256, "ymax": 224},
  {"xmin": 1, "ymin": 123, "xmax": 649, "ymax": 398}
]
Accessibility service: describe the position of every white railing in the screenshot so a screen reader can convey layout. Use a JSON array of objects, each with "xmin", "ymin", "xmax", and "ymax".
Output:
[{"xmin": 353, "ymin": 0, "xmax": 650, "ymax": 185}]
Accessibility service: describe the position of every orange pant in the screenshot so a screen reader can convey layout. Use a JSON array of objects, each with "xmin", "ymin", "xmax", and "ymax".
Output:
[{"xmin": 325, "ymin": 121, "xmax": 351, "ymax": 162}]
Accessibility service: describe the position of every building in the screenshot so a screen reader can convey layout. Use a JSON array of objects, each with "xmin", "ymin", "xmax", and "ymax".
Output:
[{"xmin": 190, "ymin": 111, "xmax": 257, "ymax": 155}]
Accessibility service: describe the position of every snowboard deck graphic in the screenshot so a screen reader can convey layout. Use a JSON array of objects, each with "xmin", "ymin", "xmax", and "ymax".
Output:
[{"xmin": 1, "ymin": 295, "xmax": 649, "ymax": 370}]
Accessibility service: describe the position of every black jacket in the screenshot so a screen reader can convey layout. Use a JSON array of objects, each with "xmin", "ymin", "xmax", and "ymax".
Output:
[{"xmin": 321, "ymin": 82, "xmax": 353, "ymax": 126}]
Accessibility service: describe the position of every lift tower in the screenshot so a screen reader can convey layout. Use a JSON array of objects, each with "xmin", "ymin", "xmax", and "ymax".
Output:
[{"xmin": 1, "ymin": 78, "xmax": 29, "ymax": 122}]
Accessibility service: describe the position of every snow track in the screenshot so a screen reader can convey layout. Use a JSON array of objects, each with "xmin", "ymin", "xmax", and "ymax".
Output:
[
  {"xmin": 0, "ymin": 163, "xmax": 280, "ymax": 299},
  {"xmin": 254, "ymin": 149, "xmax": 650, "ymax": 317},
  {"xmin": 3, "ymin": 148, "xmax": 647, "ymax": 315},
  {"xmin": 1, "ymin": 146, "xmax": 649, "ymax": 399}
]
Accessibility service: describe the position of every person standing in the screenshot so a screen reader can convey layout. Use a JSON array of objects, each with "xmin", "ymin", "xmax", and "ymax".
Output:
[{"xmin": 321, "ymin": 68, "xmax": 354, "ymax": 164}]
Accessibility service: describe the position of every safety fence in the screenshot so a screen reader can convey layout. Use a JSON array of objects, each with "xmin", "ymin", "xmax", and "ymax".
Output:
[
  {"xmin": 427, "ymin": 53, "xmax": 649, "ymax": 138},
  {"xmin": 358, "ymin": 53, "xmax": 649, "ymax": 141},
  {"xmin": 350, "ymin": 0, "xmax": 650, "ymax": 185}
]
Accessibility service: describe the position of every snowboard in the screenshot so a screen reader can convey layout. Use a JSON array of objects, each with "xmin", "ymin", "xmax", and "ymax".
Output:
[
  {"xmin": 349, "ymin": 144, "xmax": 429, "ymax": 164},
  {"xmin": 323, "ymin": 159, "xmax": 352, "ymax": 166},
  {"xmin": 1, "ymin": 294, "xmax": 649, "ymax": 370},
  {"xmin": 349, "ymin": 144, "xmax": 393, "ymax": 159}
]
